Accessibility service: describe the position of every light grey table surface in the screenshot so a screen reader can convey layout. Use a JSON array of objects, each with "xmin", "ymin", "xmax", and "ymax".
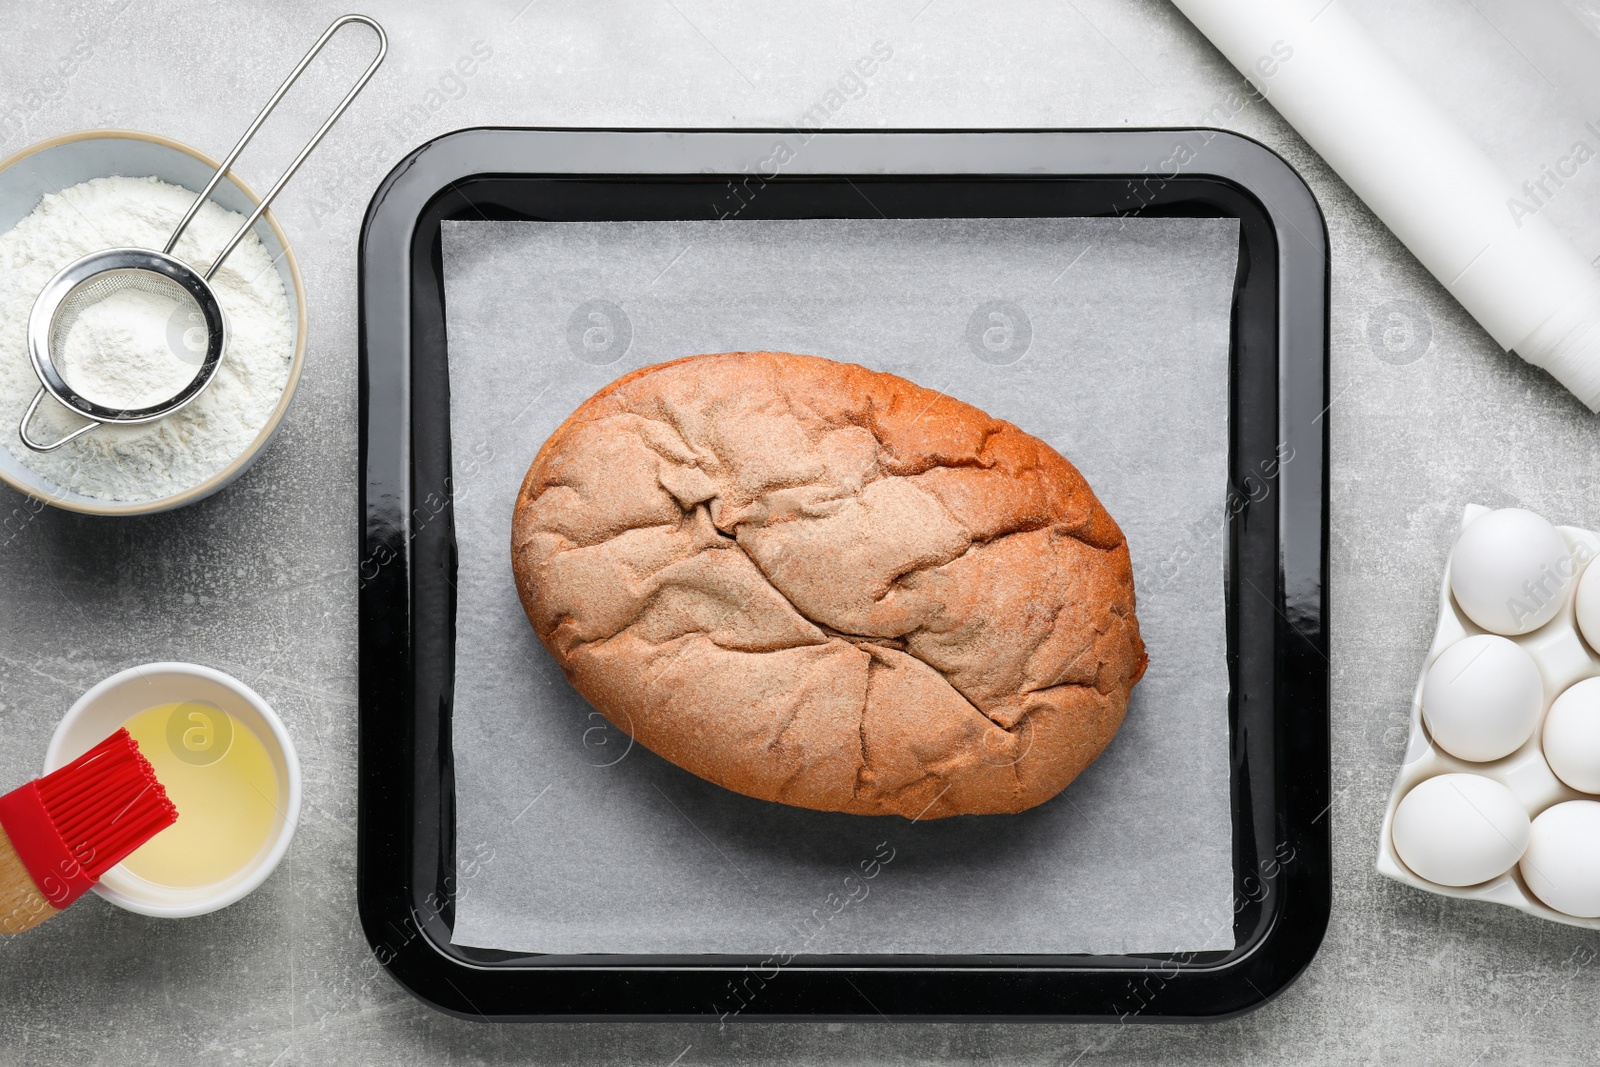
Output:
[{"xmin": 3, "ymin": 1, "xmax": 1600, "ymax": 1064}]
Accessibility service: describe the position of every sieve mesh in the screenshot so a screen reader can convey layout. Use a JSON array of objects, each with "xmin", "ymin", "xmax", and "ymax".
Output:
[{"xmin": 47, "ymin": 267, "xmax": 209, "ymax": 376}]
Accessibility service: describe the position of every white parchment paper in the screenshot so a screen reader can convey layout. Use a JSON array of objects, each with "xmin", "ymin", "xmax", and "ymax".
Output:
[{"xmin": 440, "ymin": 216, "xmax": 1238, "ymax": 955}]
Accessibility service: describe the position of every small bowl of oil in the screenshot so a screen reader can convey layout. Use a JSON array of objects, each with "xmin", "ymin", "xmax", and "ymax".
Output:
[{"xmin": 44, "ymin": 662, "xmax": 301, "ymax": 918}]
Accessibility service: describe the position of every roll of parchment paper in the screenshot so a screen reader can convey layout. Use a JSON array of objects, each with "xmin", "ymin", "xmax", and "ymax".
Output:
[{"xmin": 1172, "ymin": 0, "xmax": 1600, "ymax": 410}]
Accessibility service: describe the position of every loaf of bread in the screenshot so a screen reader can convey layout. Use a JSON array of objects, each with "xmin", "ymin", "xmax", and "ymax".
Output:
[{"xmin": 512, "ymin": 352, "xmax": 1146, "ymax": 819}]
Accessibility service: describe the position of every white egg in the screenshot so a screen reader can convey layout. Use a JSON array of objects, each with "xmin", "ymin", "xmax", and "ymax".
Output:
[
  {"xmin": 1392, "ymin": 773, "xmax": 1530, "ymax": 887},
  {"xmin": 1542, "ymin": 678, "xmax": 1600, "ymax": 793},
  {"xmin": 1420, "ymin": 635, "xmax": 1543, "ymax": 762},
  {"xmin": 1449, "ymin": 508, "xmax": 1573, "ymax": 635},
  {"xmin": 1576, "ymin": 557, "xmax": 1600, "ymax": 653},
  {"xmin": 1520, "ymin": 801, "xmax": 1600, "ymax": 917}
]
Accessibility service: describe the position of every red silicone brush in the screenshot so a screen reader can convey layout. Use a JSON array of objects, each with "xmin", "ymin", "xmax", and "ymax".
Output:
[{"xmin": 0, "ymin": 728, "xmax": 177, "ymax": 933}]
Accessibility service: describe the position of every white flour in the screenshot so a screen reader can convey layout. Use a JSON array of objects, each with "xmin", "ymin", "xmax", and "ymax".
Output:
[
  {"xmin": 57, "ymin": 286, "xmax": 199, "ymax": 409},
  {"xmin": 0, "ymin": 176, "xmax": 294, "ymax": 502}
]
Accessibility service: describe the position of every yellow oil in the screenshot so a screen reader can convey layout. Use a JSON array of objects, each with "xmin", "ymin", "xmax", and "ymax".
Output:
[{"xmin": 119, "ymin": 702, "xmax": 280, "ymax": 888}]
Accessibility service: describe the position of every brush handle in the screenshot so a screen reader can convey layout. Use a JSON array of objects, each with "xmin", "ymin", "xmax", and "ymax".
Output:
[{"xmin": 0, "ymin": 825, "xmax": 61, "ymax": 934}]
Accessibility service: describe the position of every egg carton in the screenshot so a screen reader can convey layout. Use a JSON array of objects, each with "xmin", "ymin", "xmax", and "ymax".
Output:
[{"xmin": 1376, "ymin": 504, "xmax": 1600, "ymax": 927}]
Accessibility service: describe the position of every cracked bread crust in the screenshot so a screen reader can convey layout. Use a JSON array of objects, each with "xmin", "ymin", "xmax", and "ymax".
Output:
[{"xmin": 512, "ymin": 351, "xmax": 1147, "ymax": 819}]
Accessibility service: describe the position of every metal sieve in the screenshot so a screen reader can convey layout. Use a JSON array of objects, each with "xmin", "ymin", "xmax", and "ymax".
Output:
[{"xmin": 19, "ymin": 14, "xmax": 387, "ymax": 452}]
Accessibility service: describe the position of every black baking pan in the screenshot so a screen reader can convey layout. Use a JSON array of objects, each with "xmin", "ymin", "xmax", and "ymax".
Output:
[{"xmin": 357, "ymin": 127, "xmax": 1330, "ymax": 1021}]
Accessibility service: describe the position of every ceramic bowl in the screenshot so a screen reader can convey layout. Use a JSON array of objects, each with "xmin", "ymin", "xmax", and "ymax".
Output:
[
  {"xmin": 0, "ymin": 130, "xmax": 308, "ymax": 515},
  {"xmin": 44, "ymin": 662, "xmax": 302, "ymax": 918}
]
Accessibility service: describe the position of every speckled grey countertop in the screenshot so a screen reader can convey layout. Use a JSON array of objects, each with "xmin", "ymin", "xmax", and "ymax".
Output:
[{"xmin": 3, "ymin": 1, "xmax": 1600, "ymax": 1064}]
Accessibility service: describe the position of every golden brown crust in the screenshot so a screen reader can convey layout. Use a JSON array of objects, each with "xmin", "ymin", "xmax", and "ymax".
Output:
[{"xmin": 512, "ymin": 352, "xmax": 1146, "ymax": 819}]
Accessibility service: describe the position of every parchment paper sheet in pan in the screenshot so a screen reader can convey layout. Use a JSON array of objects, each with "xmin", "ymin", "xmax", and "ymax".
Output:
[{"xmin": 440, "ymin": 216, "xmax": 1239, "ymax": 955}]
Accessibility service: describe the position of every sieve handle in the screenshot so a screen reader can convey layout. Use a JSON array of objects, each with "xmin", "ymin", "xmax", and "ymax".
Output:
[
  {"xmin": 18, "ymin": 390, "xmax": 97, "ymax": 453},
  {"xmin": 163, "ymin": 14, "xmax": 388, "ymax": 281}
]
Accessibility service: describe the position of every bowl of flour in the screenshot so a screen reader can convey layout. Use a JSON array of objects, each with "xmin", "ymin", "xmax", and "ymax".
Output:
[{"xmin": 0, "ymin": 130, "xmax": 306, "ymax": 514}]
